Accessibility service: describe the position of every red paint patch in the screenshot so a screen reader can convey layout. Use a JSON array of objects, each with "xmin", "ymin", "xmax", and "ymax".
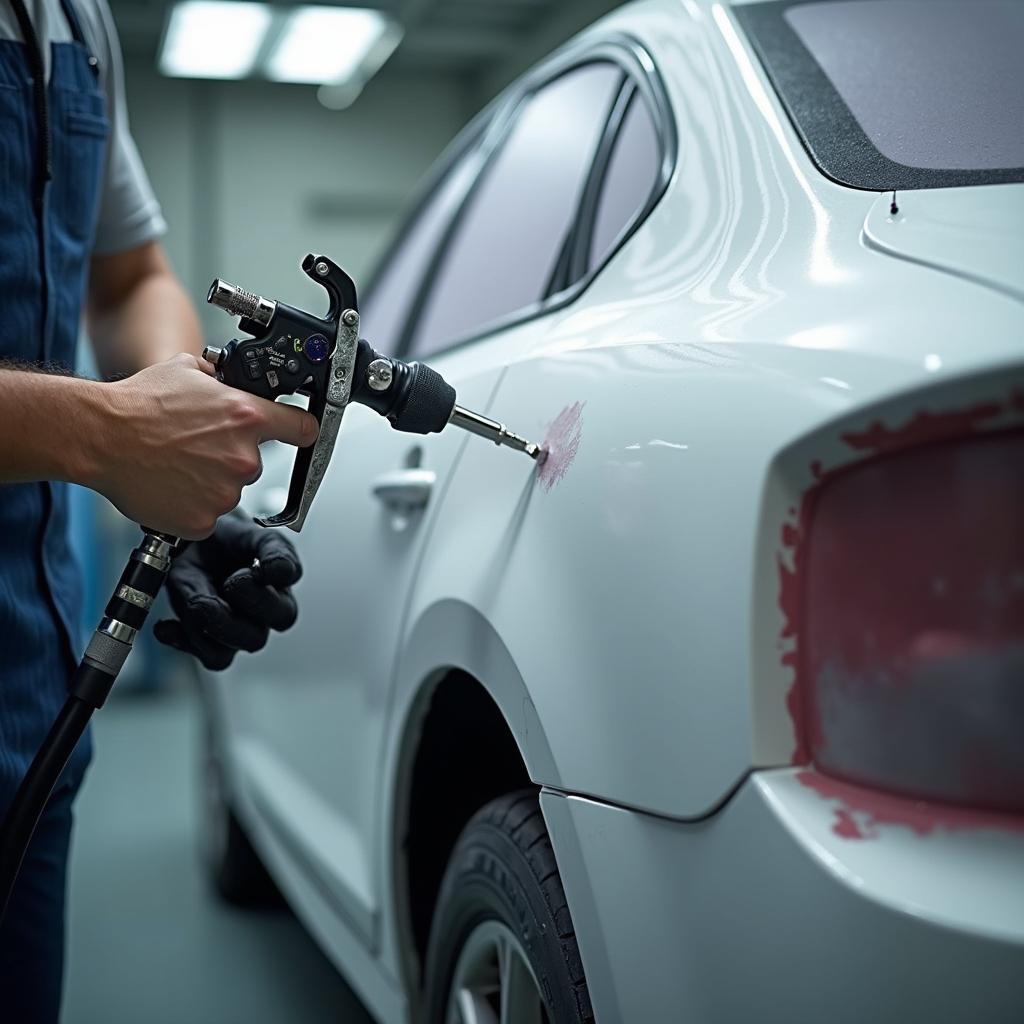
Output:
[
  {"xmin": 797, "ymin": 769, "xmax": 1024, "ymax": 841},
  {"xmin": 778, "ymin": 494, "xmax": 820, "ymax": 765},
  {"xmin": 841, "ymin": 402, "xmax": 1003, "ymax": 456},
  {"xmin": 538, "ymin": 401, "xmax": 584, "ymax": 493},
  {"xmin": 777, "ymin": 390, "xmax": 1024, "ymax": 767},
  {"xmin": 832, "ymin": 808, "xmax": 866, "ymax": 840}
]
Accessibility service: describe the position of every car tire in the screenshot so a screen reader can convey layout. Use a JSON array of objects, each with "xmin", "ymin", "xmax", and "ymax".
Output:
[
  {"xmin": 201, "ymin": 725, "xmax": 278, "ymax": 906},
  {"xmin": 423, "ymin": 790, "xmax": 594, "ymax": 1024}
]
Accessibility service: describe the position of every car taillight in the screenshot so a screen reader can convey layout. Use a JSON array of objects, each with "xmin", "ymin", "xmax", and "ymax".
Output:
[{"xmin": 797, "ymin": 429, "xmax": 1024, "ymax": 812}]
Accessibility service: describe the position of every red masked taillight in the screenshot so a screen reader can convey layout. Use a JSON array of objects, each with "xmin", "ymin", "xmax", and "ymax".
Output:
[{"xmin": 798, "ymin": 429, "xmax": 1024, "ymax": 812}]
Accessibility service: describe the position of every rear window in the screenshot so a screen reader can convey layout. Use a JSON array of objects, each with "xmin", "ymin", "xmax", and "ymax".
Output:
[{"xmin": 735, "ymin": 0, "xmax": 1024, "ymax": 190}]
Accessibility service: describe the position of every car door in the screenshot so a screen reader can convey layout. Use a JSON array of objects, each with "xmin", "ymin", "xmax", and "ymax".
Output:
[
  {"xmin": 222, "ymin": 55, "xmax": 633, "ymax": 951},
  {"xmin": 412, "ymin": 62, "xmax": 683, "ymax": 812}
]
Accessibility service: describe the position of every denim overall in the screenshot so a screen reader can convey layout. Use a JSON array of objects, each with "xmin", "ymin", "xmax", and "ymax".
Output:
[{"xmin": 0, "ymin": 0, "xmax": 107, "ymax": 1016}]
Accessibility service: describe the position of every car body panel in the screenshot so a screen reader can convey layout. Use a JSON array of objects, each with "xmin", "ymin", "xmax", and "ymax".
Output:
[
  {"xmin": 541, "ymin": 775, "xmax": 1024, "ymax": 1024},
  {"xmin": 208, "ymin": 1, "xmax": 1024, "ymax": 1020},
  {"xmin": 226, "ymin": 738, "xmax": 409, "ymax": 1021},
  {"xmin": 863, "ymin": 183, "xmax": 1024, "ymax": 303}
]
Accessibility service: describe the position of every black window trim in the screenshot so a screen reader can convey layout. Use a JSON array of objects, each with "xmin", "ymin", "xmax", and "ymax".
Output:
[
  {"xmin": 397, "ymin": 56, "xmax": 629, "ymax": 359},
  {"xmin": 734, "ymin": 0, "xmax": 1024, "ymax": 193},
  {"xmin": 541, "ymin": 68, "xmax": 631, "ymax": 301},
  {"xmin": 564, "ymin": 78, "xmax": 639, "ymax": 287},
  {"xmin": 360, "ymin": 32, "xmax": 676, "ymax": 363}
]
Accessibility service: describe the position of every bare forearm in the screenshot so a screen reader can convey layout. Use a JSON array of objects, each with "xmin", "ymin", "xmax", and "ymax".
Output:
[
  {"xmin": 89, "ymin": 271, "xmax": 202, "ymax": 376},
  {"xmin": 0, "ymin": 354, "xmax": 316, "ymax": 537},
  {"xmin": 0, "ymin": 368, "xmax": 111, "ymax": 485},
  {"xmin": 87, "ymin": 242, "xmax": 202, "ymax": 377}
]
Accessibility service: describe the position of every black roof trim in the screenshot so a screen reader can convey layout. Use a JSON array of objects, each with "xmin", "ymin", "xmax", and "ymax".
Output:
[{"xmin": 734, "ymin": 0, "xmax": 1024, "ymax": 192}]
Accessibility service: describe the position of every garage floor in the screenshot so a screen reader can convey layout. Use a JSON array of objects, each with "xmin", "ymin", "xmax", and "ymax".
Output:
[{"xmin": 64, "ymin": 682, "xmax": 374, "ymax": 1024}]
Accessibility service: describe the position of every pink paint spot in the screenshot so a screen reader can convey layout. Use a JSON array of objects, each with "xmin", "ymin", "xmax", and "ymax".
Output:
[
  {"xmin": 797, "ymin": 770, "xmax": 1024, "ymax": 841},
  {"xmin": 537, "ymin": 401, "xmax": 584, "ymax": 493}
]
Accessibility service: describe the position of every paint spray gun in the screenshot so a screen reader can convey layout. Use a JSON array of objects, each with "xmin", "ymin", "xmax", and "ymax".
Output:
[
  {"xmin": 0, "ymin": 254, "xmax": 543, "ymax": 922},
  {"xmin": 203, "ymin": 253, "xmax": 543, "ymax": 530}
]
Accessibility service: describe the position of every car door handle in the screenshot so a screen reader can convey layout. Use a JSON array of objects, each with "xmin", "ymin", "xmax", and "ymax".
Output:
[{"xmin": 371, "ymin": 468, "xmax": 436, "ymax": 513}]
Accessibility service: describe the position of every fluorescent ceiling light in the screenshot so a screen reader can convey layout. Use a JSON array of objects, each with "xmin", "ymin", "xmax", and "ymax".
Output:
[
  {"xmin": 266, "ymin": 6, "xmax": 401, "ymax": 86},
  {"xmin": 160, "ymin": 1, "xmax": 272, "ymax": 80}
]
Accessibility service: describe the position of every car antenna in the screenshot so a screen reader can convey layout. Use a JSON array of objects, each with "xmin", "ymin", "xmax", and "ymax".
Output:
[{"xmin": 890, "ymin": 189, "xmax": 899, "ymax": 216}]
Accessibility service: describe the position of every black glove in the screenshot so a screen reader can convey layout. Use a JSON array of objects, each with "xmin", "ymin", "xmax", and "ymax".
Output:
[{"xmin": 154, "ymin": 509, "xmax": 302, "ymax": 671}]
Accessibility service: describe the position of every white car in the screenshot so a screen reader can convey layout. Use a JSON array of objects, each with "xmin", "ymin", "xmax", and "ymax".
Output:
[{"xmin": 202, "ymin": 1, "xmax": 1024, "ymax": 1021}]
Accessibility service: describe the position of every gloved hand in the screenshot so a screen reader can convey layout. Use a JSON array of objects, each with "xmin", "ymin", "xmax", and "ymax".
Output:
[{"xmin": 154, "ymin": 509, "xmax": 302, "ymax": 670}]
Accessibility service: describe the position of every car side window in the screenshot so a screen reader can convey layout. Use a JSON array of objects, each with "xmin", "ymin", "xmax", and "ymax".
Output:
[
  {"xmin": 408, "ymin": 62, "xmax": 624, "ymax": 359},
  {"xmin": 587, "ymin": 89, "xmax": 661, "ymax": 271},
  {"xmin": 359, "ymin": 142, "xmax": 482, "ymax": 355}
]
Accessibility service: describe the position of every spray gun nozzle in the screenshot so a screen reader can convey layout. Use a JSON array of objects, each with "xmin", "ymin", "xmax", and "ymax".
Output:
[{"xmin": 207, "ymin": 279, "xmax": 277, "ymax": 327}]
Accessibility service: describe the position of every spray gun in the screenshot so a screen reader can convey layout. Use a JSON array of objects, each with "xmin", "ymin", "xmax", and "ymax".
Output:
[
  {"xmin": 0, "ymin": 255, "xmax": 542, "ymax": 920},
  {"xmin": 203, "ymin": 253, "xmax": 542, "ymax": 531}
]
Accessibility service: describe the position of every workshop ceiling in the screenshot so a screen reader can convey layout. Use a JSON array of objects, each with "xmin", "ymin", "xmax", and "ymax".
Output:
[{"xmin": 108, "ymin": 0, "xmax": 622, "ymax": 78}]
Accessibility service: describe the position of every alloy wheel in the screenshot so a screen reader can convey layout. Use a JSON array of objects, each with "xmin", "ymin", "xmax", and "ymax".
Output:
[{"xmin": 446, "ymin": 919, "xmax": 551, "ymax": 1024}]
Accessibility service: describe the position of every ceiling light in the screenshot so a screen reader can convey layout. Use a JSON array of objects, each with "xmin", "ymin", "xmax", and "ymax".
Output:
[
  {"xmin": 160, "ymin": 1, "xmax": 272, "ymax": 80},
  {"xmin": 266, "ymin": 6, "xmax": 402, "ymax": 86}
]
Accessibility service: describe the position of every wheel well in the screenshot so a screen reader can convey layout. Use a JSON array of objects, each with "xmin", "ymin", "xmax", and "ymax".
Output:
[{"xmin": 402, "ymin": 670, "xmax": 532, "ymax": 981}]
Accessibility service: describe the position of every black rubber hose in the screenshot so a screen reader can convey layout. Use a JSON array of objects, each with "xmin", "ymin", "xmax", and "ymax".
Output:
[
  {"xmin": 0, "ymin": 686, "xmax": 100, "ymax": 920},
  {"xmin": 0, "ymin": 531, "xmax": 175, "ymax": 924}
]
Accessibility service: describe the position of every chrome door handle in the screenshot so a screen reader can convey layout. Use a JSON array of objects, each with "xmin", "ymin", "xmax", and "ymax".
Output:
[{"xmin": 371, "ymin": 468, "xmax": 436, "ymax": 513}]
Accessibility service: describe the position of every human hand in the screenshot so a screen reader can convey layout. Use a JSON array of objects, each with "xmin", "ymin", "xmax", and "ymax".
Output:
[
  {"xmin": 88, "ymin": 353, "xmax": 317, "ymax": 539},
  {"xmin": 154, "ymin": 509, "xmax": 302, "ymax": 670}
]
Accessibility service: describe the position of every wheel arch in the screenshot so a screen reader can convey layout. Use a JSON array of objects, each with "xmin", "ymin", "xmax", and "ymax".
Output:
[{"xmin": 386, "ymin": 599, "xmax": 562, "ymax": 995}]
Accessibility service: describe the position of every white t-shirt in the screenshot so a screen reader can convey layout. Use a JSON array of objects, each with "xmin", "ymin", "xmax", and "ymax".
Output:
[{"xmin": 0, "ymin": 0, "xmax": 167, "ymax": 254}]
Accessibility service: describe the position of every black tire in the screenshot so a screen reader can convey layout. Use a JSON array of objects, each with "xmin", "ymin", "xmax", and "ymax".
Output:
[
  {"xmin": 201, "ymin": 723, "xmax": 279, "ymax": 907},
  {"xmin": 424, "ymin": 790, "xmax": 594, "ymax": 1024}
]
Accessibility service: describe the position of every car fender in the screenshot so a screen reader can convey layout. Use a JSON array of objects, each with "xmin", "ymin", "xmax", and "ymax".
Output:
[{"xmin": 386, "ymin": 597, "xmax": 561, "ymax": 790}]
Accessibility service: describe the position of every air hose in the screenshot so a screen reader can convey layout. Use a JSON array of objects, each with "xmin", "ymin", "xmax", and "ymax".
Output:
[{"xmin": 0, "ymin": 530, "xmax": 177, "ymax": 922}]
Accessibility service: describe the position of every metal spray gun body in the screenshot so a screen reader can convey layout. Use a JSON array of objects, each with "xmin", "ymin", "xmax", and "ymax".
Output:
[{"xmin": 203, "ymin": 254, "xmax": 543, "ymax": 531}]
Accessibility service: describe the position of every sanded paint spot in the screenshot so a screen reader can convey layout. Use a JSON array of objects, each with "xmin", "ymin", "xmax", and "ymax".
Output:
[
  {"xmin": 538, "ymin": 401, "xmax": 584, "ymax": 493},
  {"xmin": 797, "ymin": 769, "xmax": 1024, "ymax": 841}
]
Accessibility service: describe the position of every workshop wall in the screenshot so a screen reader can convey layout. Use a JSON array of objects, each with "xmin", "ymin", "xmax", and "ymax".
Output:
[{"xmin": 123, "ymin": 58, "xmax": 473, "ymax": 337}]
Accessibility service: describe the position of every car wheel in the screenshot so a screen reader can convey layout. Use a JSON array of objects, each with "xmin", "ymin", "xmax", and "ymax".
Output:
[
  {"xmin": 201, "ymin": 724, "xmax": 278, "ymax": 906},
  {"xmin": 424, "ymin": 790, "xmax": 593, "ymax": 1024}
]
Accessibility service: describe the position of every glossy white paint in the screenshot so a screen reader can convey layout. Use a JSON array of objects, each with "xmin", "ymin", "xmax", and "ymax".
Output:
[
  {"xmin": 542, "ymin": 776, "xmax": 1024, "ymax": 1023},
  {"xmin": 863, "ymin": 183, "xmax": 1024, "ymax": 304},
  {"xmin": 210, "ymin": 0, "xmax": 1024, "ymax": 1020}
]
